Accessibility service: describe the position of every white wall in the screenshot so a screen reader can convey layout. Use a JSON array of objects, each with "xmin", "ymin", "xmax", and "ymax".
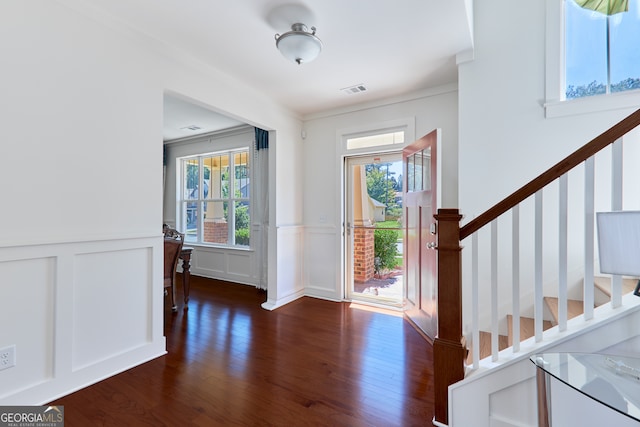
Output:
[
  {"xmin": 0, "ymin": 0, "xmax": 302, "ymax": 404},
  {"xmin": 301, "ymin": 87, "xmax": 458, "ymax": 301}
]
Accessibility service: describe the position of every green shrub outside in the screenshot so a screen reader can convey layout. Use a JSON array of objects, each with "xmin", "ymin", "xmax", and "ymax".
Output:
[
  {"xmin": 235, "ymin": 228, "xmax": 250, "ymax": 246},
  {"xmin": 374, "ymin": 228, "xmax": 399, "ymax": 274}
]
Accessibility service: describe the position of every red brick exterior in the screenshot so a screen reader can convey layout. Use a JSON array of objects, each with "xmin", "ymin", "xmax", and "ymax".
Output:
[
  {"xmin": 204, "ymin": 220, "xmax": 228, "ymax": 244},
  {"xmin": 354, "ymin": 227, "xmax": 375, "ymax": 283}
]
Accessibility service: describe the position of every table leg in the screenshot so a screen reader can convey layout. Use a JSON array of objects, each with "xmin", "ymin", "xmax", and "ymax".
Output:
[
  {"xmin": 181, "ymin": 252, "xmax": 191, "ymax": 309},
  {"xmin": 536, "ymin": 367, "xmax": 551, "ymax": 427}
]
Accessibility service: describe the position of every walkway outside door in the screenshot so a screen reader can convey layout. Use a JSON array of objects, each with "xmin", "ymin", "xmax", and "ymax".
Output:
[
  {"xmin": 345, "ymin": 153, "xmax": 403, "ymax": 307},
  {"xmin": 403, "ymin": 130, "xmax": 439, "ymax": 340}
]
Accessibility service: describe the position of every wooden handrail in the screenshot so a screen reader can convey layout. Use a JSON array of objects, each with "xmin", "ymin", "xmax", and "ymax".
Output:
[{"xmin": 460, "ymin": 108, "xmax": 640, "ymax": 240}]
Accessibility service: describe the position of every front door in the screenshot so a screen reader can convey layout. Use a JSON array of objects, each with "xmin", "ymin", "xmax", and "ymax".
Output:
[
  {"xmin": 403, "ymin": 130, "xmax": 439, "ymax": 340},
  {"xmin": 345, "ymin": 153, "xmax": 403, "ymax": 307}
]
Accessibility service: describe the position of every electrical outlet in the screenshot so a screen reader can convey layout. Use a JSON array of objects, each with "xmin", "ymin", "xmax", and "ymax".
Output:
[{"xmin": 0, "ymin": 345, "xmax": 15, "ymax": 371}]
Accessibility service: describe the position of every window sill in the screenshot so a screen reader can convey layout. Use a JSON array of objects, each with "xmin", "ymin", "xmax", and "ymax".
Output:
[
  {"xmin": 183, "ymin": 242, "xmax": 253, "ymax": 252},
  {"xmin": 545, "ymin": 90, "xmax": 640, "ymax": 119}
]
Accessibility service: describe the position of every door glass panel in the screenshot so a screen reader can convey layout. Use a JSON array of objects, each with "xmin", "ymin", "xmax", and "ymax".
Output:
[
  {"xmin": 422, "ymin": 148, "xmax": 431, "ymax": 192},
  {"xmin": 415, "ymin": 153, "xmax": 423, "ymax": 192},
  {"xmin": 408, "ymin": 154, "xmax": 415, "ymax": 192}
]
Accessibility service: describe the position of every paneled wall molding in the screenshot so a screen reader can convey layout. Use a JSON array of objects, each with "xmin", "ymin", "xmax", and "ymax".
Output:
[
  {"xmin": 275, "ymin": 224, "xmax": 305, "ymax": 232},
  {"xmin": 261, "ymin": 226, "xmax": 304, "ymax": 311},
  {"xmin": 0, "ymin": 233, "xmax": 162, "ymax": 252},
  {"xmin": 304, "ymin": 225, "xmax": 337, "ymax": 232},
  {"xmin": 0, "ymin": 236, "xmax": 166, "ymax": 405},
  {"xmin": 188, "ymin": 245, "xmax": 257, "ymax": 286},
  {"xmin": 304, "ymin": 226, "xmax": 341, "ymax": 302}
]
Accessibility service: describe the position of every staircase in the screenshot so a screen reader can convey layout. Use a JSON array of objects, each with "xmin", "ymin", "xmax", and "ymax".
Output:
[
  {"xmin": 431, "ymin": 109, "xmax": 640, "ymax": 427},
  {"xmin": 470, "ymin": 277, "xmax": 638, "ymax": 362}
]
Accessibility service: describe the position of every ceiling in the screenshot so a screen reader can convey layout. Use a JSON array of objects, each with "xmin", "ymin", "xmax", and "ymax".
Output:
[{"xmin": 67, "ymin": 0, "xmax": 473, "ymax": 141}]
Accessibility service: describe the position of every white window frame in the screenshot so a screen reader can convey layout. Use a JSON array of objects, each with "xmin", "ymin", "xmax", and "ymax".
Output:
[
  {"xmin": 544, "ymin": 0, "xmax": 640, "ymax": 118},
  {"xmin": 338, "ymin": 117, "xmax": 415, "ymax": 157},
  {"xmin": 178, "ymin": 147, "xmax": 251, "ymax": 249}
]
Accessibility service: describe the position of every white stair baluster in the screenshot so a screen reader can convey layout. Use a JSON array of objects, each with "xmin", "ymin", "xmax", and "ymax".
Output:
[
  {"xmin": 611, "ymin": 139, "xmax": 623, "ymax": 308},
  {"xmin": 472, "ymin": 232, "xmax": 479, "ymax": 369},
  {"xmin": 535, "ymin": 190, "xmax": 544, "ymax": 342},
  {"xmin": 559, "ymin": 174, "xmax": 568, "ymax": 331},
  {"xmin": 584, "ymin": 157, "xmax": 595, "ymax": 320},
  {"xmin": 512, "ymin": 205, "xmax": 520, "ymax": 353},
  {"xmin": 491, "ymin": 220, "xmax": 499, "ymax": 361}
]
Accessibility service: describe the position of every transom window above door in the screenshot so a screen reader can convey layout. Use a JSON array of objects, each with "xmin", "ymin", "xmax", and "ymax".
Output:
[{"xmin": 346, "ymin": 130, "xmax": 405, "ymax": 150}]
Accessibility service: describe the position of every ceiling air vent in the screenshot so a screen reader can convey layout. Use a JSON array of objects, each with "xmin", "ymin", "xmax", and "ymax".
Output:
[
  {"xmin": 341, "ymin": 84, "xmax": 367, "ymax": 95},
  {"xmin": 180, "ymin": 125, "xmax": 202, "ymax": 131}
]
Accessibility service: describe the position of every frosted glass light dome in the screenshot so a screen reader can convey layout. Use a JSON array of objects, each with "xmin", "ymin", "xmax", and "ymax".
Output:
[{"xmin": 275, "ymin": 23, "xmax": 322, "ymax": 65}]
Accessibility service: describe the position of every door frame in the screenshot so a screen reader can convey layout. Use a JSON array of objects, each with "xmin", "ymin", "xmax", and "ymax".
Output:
[
  {"xmin": 343, "ymin": 152, "xmax": 404, "ymax": 306},
  {"xmin": 336, "ymin": 118, "xmax": 416, "ymax": 304}
]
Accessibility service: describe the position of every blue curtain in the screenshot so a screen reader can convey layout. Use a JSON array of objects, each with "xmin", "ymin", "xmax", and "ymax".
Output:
[{"xmin": 255, "ymin": 127, "xmax": 269, "ymax": 150}]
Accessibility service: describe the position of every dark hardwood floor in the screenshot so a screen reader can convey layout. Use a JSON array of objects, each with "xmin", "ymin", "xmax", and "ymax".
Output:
[{"xmin": 51, "ymin": 276, "xmax": 434, "ymax": 426}]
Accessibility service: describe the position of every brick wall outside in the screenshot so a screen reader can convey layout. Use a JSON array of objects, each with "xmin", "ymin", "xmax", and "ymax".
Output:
[
  {"xmin": 204, "ymin": 220, "xmax": 228, "ymax": 244},
  {"xmin": 354, "ymin": 227, "xmax": 374, "ymax": 283}
]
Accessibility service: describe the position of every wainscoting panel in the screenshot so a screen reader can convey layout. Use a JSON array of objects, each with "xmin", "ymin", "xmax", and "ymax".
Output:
[
  {"xmin": 489, "ymin": 376, "xmax": 536, "ymax": 427},
  {"xmin": 190, "ymin": 246, "xmax": 256, "ymax": 286},
  {"xmin": 0, "ymin": 236, "xmax": 166, "ymax": 405},
  {"xmin": 0, "ymin": 257, "xmax": 55, "ymax": 399},
  {"xmin": 193, "ymin": 248, "xmax": 226, "ymax": 274},
  {"xmin": 304, "ymin": 226, "xmax": 340, "ymax": 301},
  {"xmin": 227, "ymin": 252, "xmax": 252, "ymax": 279},
  {"xmin": 73, "ymin": 247, "xmax": 151, "ymax": 370}
]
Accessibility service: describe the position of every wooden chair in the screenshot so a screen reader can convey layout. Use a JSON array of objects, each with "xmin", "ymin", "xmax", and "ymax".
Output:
[{"xmin": 163, "ymin": 225, "xmax": 184, "ymax": 312}]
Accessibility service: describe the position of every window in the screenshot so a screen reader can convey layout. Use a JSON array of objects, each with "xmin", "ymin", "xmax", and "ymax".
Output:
[
  {"xmin": 346, "ymin": 130, "xmax": 405, "ymax": 150},
  {"xmin": 565, "ymin": 0, "xmax": 640, "ymax": 99},
  {"xmin": 179, "ymin": 149, "xmax": 250, "ymax": 248}
]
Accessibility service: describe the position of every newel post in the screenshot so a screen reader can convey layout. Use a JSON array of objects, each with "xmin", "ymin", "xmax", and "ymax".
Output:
[{"xmin": 433, "ymin": 208, "xmax": 465, "ymax": 425}]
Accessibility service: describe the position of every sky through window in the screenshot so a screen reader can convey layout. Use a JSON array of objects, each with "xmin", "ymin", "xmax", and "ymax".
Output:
[{"xmin": 565, "ymin": 0, "xmax": 640, "ymax": 98}]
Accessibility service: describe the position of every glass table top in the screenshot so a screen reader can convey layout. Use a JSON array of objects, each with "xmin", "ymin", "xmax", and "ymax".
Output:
[{"xmin": 531, "ymin": 353, "xmax": 640, "ymax": 422}]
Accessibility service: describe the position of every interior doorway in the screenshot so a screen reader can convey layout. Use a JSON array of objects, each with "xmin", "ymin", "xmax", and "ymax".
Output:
[{"xmin": 345, "ymin": 153, "xmax": 404, "ymax": 308}]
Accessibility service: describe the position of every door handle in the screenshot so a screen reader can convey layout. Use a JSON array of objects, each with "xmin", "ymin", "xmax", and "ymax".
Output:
[{"xmin": 427, "ymin": 242, "xmax": 437, "ymax": 249}]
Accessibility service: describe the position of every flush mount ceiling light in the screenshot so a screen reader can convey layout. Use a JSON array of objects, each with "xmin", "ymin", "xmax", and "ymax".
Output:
[{"xmin": 275, "ymin": 23, "xmax": 322, "ymax": 65}]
